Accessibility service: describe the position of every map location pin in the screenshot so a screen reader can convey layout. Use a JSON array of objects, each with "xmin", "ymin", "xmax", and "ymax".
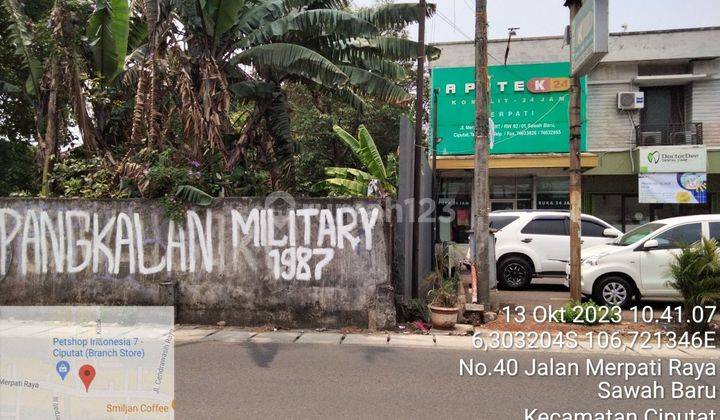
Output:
[
  {"xmin": 55, "ymin": 361, "xmax": 70, "ymax": 381},
  {"xmin": 79, "ymin": 364, "xmax": 96, "ymax": 392}
]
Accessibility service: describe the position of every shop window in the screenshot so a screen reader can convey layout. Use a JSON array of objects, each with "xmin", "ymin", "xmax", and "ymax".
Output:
[
  {"xmin": 536, "ymin": 177, "xmax": 569, "ymax": 210},
  {"xmin": 516, "ymin": 177, "xmax": 532, "ymax": 210},
  {"xmin": 590, "ymin": 195, "xmax": 623, "ymax": 231},
  {"xmin": 521, "ymin": 218, "xmax": 568, "ymax": 236},
  {"xmin": 490, "ymin": 177, "xmax": 515, "ymax": 199},
  {"xmin": 624, "ymin": 196, "xmax": 650, "ymax": 232},
  {"xmin": 438, "ymin": 177, "xmax": 472, "ymax": 243},
  {"xmin": 581, "ymin": 219, "xmax": 607, "ymax": 238},
  {"xmin": 653, "ymin": 223, "xmax": 702, "ymax": 249},
  {"xmin": 489, "ymin": 176, "xmax": 533, "ymax": 210}
]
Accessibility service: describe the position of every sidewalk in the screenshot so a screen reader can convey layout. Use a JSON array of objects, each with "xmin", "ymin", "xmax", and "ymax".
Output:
[{"xmin": 174, "ymin": 325, "xmax": 720, "ymax": 359}]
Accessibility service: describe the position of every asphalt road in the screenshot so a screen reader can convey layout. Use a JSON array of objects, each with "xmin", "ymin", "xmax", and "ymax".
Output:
[{"xmin": 175, "ymin": 341, "xmax": 719, "ymax": 420}]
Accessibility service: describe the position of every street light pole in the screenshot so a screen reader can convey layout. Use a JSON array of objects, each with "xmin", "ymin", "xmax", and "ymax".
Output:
[
  {"xmin": 567, "ymin": 0, "xmax": 583, "ymax": 301},
  {"xmin": 473, "ymin": 0, "xmax": 490, "ymax": 305}
]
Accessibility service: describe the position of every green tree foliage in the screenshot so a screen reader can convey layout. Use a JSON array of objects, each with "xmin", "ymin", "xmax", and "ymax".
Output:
[
  {"xmin": 318, "ymin": 123, "xmax": 396, "ymax": 197},
  {"xmin": 1, "ymin": 0, "xmax": 105, "ymax": 195},
  {"xmin": 283, "ymin": 82, "xmax": 406, "ymax": 194},
  {"xmin": 87, "ymin": 0, "xmax": 130, "ymax": 81},
  {"xmin": 668, "ymin": 238, "xmax": 720, "ymax": 333},
  {"xmin": 0, "ymin": 140, "xmax": 37, "ymax": 196},
  {"xmin": 0, "ymin": 1, "xmax": 40, "ymax": 142},
  {"xmin": 1, "ymin": 0, "xmax": 439, "ymax": 200}
]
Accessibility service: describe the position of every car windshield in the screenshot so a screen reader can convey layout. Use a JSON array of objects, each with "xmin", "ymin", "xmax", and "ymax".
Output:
[{"xmin": 615, "ymin": 223, "xmax": 665, "ymax": 246}]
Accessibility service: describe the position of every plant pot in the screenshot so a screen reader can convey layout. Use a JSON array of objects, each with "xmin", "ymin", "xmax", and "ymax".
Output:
[{"xmin": 428, "ymin": 305, "xmax": 459, "ymax": 329}]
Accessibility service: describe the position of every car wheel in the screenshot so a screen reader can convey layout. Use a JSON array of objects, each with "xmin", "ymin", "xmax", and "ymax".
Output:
[
  {"xmin": 498, "ymin": 257, "xmax": 532, "ymax": 290},
  {"xmin": 594, "ymin": 276, "xmax": 634, "ymax": 309}
]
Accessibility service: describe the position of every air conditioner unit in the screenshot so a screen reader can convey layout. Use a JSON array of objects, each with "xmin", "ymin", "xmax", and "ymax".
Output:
[
  {"xmin": 618, "ymin": 91, "xmax": 644, "ymax": 110},
  {"xmin": 640, "ymin": 131, "xmax": 663, "ymax": 145}
]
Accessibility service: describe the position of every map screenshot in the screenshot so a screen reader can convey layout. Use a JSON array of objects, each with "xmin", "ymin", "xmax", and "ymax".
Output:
[{"xmin": 0, "ymin": 307, "xmax": 174, "ymax": 419}]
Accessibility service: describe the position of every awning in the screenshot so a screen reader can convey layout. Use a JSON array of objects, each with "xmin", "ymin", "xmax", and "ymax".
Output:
[
  {"xmin": 433, "ymin": 153, "xmax": 599, "ymax": 170},
  {"xmin": 633, "ymin": 74, "xmax": 709, "ymax": 87}
]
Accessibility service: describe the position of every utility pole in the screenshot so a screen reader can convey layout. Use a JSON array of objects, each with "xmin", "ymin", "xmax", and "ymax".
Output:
[
  {"xmin": 411, "ymin": 0, "xmax": 426, "ymax": 297},
  {"xmin": 567, "ymin": 0, "xmax": 583, "ymax": 301},
  {"xmin": 473, "ymin": 0, "xmax": 490, "ymax": 305}
]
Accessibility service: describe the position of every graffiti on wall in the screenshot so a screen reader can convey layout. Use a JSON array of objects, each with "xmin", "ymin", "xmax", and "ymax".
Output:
[{"xmin": 0, "ymin": 205, "xmax": 380, "ymax": 281}]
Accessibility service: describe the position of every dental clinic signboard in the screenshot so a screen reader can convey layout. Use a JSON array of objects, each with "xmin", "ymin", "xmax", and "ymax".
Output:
[
  {"xmin": 638, "ymin": 146, "xmax": 707, "ymax": 173},
  {"xmin": 431, "ymin": 62, "xmax": 585, "ymax": 155},
  {"xmin": 637, "ymin": 146, "xmax": 707, "ymax": 204}
]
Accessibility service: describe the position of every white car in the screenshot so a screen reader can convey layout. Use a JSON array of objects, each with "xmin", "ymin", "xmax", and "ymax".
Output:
[
  {"xmin": 571, "ymin": 214, "xmax": 720, "ymax": 308},
  {"xmin": 491, "ymin": 210, "xmax": 622, "ymax": 290}
]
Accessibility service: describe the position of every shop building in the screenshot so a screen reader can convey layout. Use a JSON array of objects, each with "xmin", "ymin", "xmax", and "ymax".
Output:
[{"xmin": 430, "ymin": 27, "xmax": 720, "ymax": 242}]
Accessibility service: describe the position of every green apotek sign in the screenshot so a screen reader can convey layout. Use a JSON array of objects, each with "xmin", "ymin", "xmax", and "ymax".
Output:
[{"xmin": 430, "ymin": 62, "xmax": 587, "ymax": 156}]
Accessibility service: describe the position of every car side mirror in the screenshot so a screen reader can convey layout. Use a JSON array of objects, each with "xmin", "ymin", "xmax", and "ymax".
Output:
[
  {"xmin": 603, "ymin": 228, "xmax": 620, "ymax": 238},
  {"xmin": 643, "ymin": 239, "xmax": 659, "ymax": 250}
]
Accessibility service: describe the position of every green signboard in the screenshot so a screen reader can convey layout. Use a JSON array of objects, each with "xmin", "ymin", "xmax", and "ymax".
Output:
[
  {"xmin": 571, "ymin": 0, "xmax": 609, "ymax": 75},
  {"xmin": 430, "ymin": 62, "xmax": 586, "ymax": 156}
]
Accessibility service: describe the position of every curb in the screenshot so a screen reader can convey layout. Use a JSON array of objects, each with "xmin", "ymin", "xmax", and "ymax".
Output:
[{"xmin": 174, "ymin": 327, "xmax": 720, "ymax": 359}]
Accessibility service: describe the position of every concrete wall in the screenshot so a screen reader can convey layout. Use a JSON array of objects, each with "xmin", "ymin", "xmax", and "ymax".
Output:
[
  {"xmin": 587, "ymin": 56, "xmax": 720, "ymax": 151},
  {"xmin": 586, "ymin": 62, "xmax": 639, "ymax": 151},
  {"xmin": 430, "ymin": 36, "xmax": 568, "ymax": 68},
  {"xmin": 0, "ymin": 197, "xmax": 395, "ymax": 328},
  {"xmin": 603, "ymin": 28, "xmax": 720, "ymax": 63}
]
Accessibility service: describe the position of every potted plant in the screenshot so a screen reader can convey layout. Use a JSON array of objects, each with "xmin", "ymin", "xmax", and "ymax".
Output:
[
  {"xmin": 425, "ymin": 243, "xmax": 461, "ymax": 329},
  {"xmin": 427, "ymin": 274, "xmax": 460, "ymax": 329}
]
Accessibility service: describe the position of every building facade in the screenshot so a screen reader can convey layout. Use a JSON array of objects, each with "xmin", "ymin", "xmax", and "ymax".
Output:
[{"xmin": 430, "ymin": 27, "xmax": 720, "ymax": 242}]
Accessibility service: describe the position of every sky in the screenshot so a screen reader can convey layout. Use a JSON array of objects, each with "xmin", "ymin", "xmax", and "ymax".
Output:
[{"xmin": 353, "ymin": 0, "xmax": 720, "ymax": 43}]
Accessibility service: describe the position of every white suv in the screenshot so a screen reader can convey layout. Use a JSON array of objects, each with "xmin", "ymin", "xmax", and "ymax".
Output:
[
  {"xmin": 571, "ymin": 214, "xmax": 720, "ymax": 308},
  {"xmin": 491, "ymin": 211, "xmax": 622, "ymax": 290}
]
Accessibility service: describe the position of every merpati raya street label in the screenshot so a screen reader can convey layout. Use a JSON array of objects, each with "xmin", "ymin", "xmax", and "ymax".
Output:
[{"xmin": 430, "ymin": 62, "xmax": 583, "ymax": 155}]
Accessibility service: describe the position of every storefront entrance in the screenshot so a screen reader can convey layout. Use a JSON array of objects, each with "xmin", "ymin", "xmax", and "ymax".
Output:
[
  {"xmin": 490, "ymin": 177, "xmax": 533, "ymax": 211},
  {"xmin": 437, "ymin": 174, "xmax": 571, "ymax": 243}
]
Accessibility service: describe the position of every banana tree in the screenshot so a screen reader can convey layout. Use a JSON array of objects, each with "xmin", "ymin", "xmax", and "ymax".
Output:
[
  {"xmin": 2, "ymin": 0, "xmax": 130, "ymax": 195},
  {"xmin": 125, "ymin": 0, "xmax": 438, "ymax": 187},
  {"xmin": 224, "ymin": 1, "xmax": 440, "ymax": 184},
  {"xmin": 319, "ymin": 124, "xmax": 396, "ymax": 197}
]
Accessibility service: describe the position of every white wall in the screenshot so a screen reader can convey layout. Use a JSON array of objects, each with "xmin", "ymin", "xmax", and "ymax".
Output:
[
  {"xmin": 586, "ymin": 62, "xmax": 638, "ymax": 151},
  {"xmin": 692, "ymin": 59, "xmax": 720, "ymax": 148}
]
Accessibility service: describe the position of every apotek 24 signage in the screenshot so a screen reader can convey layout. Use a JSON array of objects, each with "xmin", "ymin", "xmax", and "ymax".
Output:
[{"xmin": 431, "ymin": 62, "xmax": 584, "ymax": 155}]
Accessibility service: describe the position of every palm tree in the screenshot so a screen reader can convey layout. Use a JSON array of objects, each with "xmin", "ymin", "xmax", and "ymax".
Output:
[{"xmin": 319, "ymin": 124, "xmax": 396, "ymax": 197}]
